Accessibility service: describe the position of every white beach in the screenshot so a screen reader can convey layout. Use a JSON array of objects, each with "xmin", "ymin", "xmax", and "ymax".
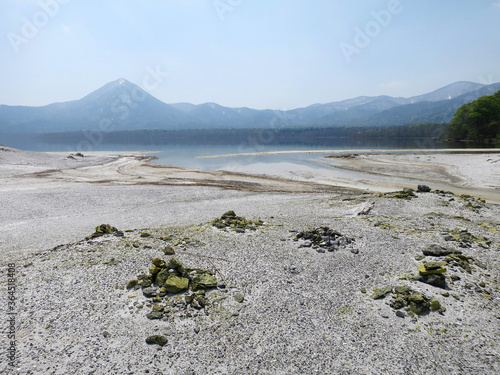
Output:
[{"xmin": 0, "ymin": 146, "xmax": 499, "ymax": 374}]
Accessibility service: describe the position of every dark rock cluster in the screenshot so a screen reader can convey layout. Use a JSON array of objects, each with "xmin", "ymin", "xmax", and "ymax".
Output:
[
  {"xmin": 292, "ymin": 227, "xmax": 355, "ymax": 253},
  {"xmin": 86, "ymin": 224, "xmax": 124, "ymax": 239},
  {"xmin": 372, "ymin": 285, "xmax": 445, "ymax": 316},
  {"xmin": 211, "ymin": 211, "xmax": 265, "ymax": 233}
]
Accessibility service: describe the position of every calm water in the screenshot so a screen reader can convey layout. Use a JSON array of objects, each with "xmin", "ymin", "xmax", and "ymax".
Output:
[{"xmin": 2, "ymin": 135, "xmax": 453, "ymax": 178}]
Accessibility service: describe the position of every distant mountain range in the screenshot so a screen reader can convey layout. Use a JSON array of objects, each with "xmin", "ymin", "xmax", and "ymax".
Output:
[{"xmin": 1, "ymin": 79, "xmax": 499, "ymax": 133}]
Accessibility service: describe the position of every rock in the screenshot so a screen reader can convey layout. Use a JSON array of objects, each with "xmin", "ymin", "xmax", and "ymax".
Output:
[
  {"xmin": 166, "ymin": 257, "xmax": 183, "ymax": 270},
  {"xmin": 299, "ymin": 241, "xmax": 312, "ymax": 248},
  {"xmin": 164, "ymin": 274, "xmax": 189, "ymax": 293},
  {"xmin": 350, "ymin": 249, "xmax": 359, "ymax": 255},
  {"xmin": 390, "ymin": 296, "xmax": 406, "ymax": 310},
  {"xmin": 380, "ymin": 189, "xmax": 416, "ymax": 200},
  {"xmin": 234, "ymin": 293, "xmax": 245, "ymax": 303},
  {"xmin": 394, "ymin": 285, "xmax": 411, "ymax": 296},
  {"xmin": 87, "ymin": 224, "xmax": 119, "ymax": 239},
  {"xmin": 371, "ymin": 286, "xmax": 392, "ymax": 300},
  {"xmin": 191, "ymin": 272, "xmax": 218, "ymax": 290},
  {"xmin": 142, "ymin": 287, "xmax": 157, "ymax": 298},
  {"xmin": 407, "ymin": 294, "xmax": 429, "ymax": 315},
  {"xmin": 126, "ymin": 280, "xmax": 138, "ymax": 289},
  {"xmin": 145, "ymin": 335, "xmax": 168, "ymax": 346},
  {"xmin": 417, "ymin": 185, "xmax": 431, "ymax": 192},
  {"xmin": 445, "ymin": 254, "xmax": 473, "ymax": 273},
  {"xmin": 422, "ymin": 244, "xmax": 461, "ymax": 257},
  {"xmin": 163, "ymin": 247, "xmax": 176, "ymax": 255},
  {"xmin": 146, "ymin": 311, "xmax": 163, "ymax": 320},
  {"xmin": 212, "ymin": 211, "xmax": 263, "ymax": 233},
  {"xmin": 155, "ymin": 269, "xmax": 170, "ymax": 286},
  {"xmin": 149, "ymin": 266, "xmax": 161, "ymax": 275},
  {"xmin": 152, "ymin": 258, "xmax": 166, "ymax": 268},
  {"xmin": 395, "ymin": 310, "xmax": 405, "ymax": 318},
  {"xmin": 221, "ymin": 210, "xmax": 236, "ymax": 219},
  {"xmin": 418, "ymin": 262, "xmax": 447, "ymax": 275},
  {"xmin": 418, "ymin": 273, "xmax": 446, "ymax": 289},
  {"xmin": 429, "ymin": 298, "xmax": 443, "ymax": 312}
]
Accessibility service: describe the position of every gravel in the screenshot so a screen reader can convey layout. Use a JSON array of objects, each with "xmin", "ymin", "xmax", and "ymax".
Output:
[
  {"xmin": 1, "ymin": 191, "xmax": 499, "ymax": 374},
  {"xmin": 1, "ymin": 147, "xmax": 499, "ymax": 374}
]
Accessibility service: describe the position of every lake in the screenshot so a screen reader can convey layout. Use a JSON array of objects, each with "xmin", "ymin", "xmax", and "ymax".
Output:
[{"xmin": 2, "ymin": 134, "xmax": 456, "ymax": 185}]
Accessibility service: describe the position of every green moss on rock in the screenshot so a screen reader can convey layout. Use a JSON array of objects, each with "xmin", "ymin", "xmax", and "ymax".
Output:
[
  {"xmin": 371, "ymin": 286, "xmax": 393, "ymax": 299},
  {"xmin": 164, "ymin": 274, "xmax": 189, "ymax": 293}
]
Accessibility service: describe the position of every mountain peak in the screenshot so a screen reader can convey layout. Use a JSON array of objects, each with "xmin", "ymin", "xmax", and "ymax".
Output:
[{"xmin": 79, "ymin": 78, "xmax": 144, "ymax": 103}]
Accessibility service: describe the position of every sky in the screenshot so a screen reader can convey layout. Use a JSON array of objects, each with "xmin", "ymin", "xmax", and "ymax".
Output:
[{"xmin": 1, "ymin": 0, "xmax": 499, "ymax": 110}]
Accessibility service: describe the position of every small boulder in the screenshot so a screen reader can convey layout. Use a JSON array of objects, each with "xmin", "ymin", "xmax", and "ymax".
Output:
[
  {"xmin": 163, "ymin": 247, "xmax": 176, "ymax": 255},
  {"xmin": 371, "ymin": 286, "xmax": 393, "ymax": 300},
  {"xmin": 418, "ymin": 273, "xmax": 446, "ymax": 289},
  {"xmin": 155, "ymin": 268, "xmax": 170, "ymax": 286},
  {"xmin": 146, "ymin": 311, "xmax": 163, "ymax": 320},
  {"xmin": 234, "ymin": 293, "xmax": 245, "ymax": 303},
  {"xmin": 164, "ymin": 274, "xmax": 189, "ymax": 293},
  {"xmin": 417, "ymin": 185, "xmax": 431, "ymax": 192},
  {"xmin": 418, "ymin": 262, "xmax": 447, "ymax": 275},
  {"xmin": 191, "ymin": 272, "xmax": 218, "ymax": 290},
  {"xmin": 142, "ymin": 287, "xmax": 157, "ymax": 298},
  {"xmin": 145, "ymin": 335, "xmax": 168, "ymax": 346},
  {"xmin": 423, "ymin": 244, "xmax": 461, "ymax": 257},
  {"xmin": 166, "ymin": 257, "xmax": 183, "ymax": 270}
]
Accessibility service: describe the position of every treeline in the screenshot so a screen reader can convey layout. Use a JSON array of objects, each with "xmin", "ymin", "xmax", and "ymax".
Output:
[
  {"xmin": 39, "ymin": 123, "xmax": 455, "ymax": 147},
  {"xmin": 39, "ymin": 127, "xmax": 361, "ymax": 146},
  {"xmin": 448, "ymin": 90, "xmax": 500, "ymax": 142},
  {"xmin": 353, "ymin": 123, "xmax": 449, "ymax": 139}
]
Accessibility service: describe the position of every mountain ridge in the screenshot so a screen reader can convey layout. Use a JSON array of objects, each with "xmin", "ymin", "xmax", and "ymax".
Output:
[{"xmin": 0, "ymin": 79, "xmax": 498, "ymax": 133}]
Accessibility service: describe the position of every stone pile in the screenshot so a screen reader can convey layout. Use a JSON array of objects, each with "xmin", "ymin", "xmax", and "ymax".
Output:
[
  {"xmin": 126, "ymin": 257, "xmax": 220, "ymax": 345},
  {"xmin": 292, "ymin": 227, "xmax": 355, "ymax": 253},
  {"xmin": 211, "ymin": 211, "xmax": 265, "ymax": 233},
  {"xmin": 372, "ymin": 285, "xmax": 445, "ymax": 316},
  {"xmin": 86, "ymin": 224, "xmax": 123, "ymax": 239}
]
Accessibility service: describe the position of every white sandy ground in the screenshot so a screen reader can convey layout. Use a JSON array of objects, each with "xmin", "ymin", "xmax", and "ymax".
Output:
[{"xmin": 0, "ymin": 146, "xmax": 499, "ymax": 374}]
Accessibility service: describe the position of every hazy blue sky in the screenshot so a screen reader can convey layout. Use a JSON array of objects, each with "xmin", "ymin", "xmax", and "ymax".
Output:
[{"xmin": 1, "ymin": 0, "xmax": 499, "ymax": 109}]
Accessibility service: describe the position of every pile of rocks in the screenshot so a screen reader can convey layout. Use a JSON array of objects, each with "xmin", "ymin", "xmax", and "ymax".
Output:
[
  {"xmin": 379, "ymin": 188, "xmax": 417, "ymax": 200},
  {"xmin": 292, "ymin": 227, "xmax": 355, "ymax": 253},
  {"xmin": 86, "ymin": 224, "xmax": 124, "ymax": 239},
  {"xmin": 416, "ymin": 261, "xmax": 447, "ymax": 288},
  {"xmin": 443, "ymin": 228, "xmax": 491, "ymax": 247},
  {"xmin": 372, "ymin": 285, "xmax": 445, "ymax": 316},
  {"xmin": 211, "ymin": 211, "xmax": 265, "ymax": 233},
  {"xmin": 126, "ymin": 257, "xmax": 220, "ymax": 345}
]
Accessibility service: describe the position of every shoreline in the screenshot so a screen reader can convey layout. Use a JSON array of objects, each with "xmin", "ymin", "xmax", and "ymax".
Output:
[{"xmin": 195, "ymin": 147, "xmax": 500, "ymax": 158}]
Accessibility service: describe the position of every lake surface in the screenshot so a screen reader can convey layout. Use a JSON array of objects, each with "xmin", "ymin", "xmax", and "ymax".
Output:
[{"xmin": 2, "ymin": 135, "xmax": 457, "ymax": 185}]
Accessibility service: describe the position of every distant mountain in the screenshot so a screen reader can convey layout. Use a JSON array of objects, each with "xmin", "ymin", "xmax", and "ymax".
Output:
[
  {"xmin": 0, "ymin": 79, "xmax": 498, "ymax": 133},
  {"xmin": 0, "ymin": 79, "xmax": 191, "ymax": 133}
]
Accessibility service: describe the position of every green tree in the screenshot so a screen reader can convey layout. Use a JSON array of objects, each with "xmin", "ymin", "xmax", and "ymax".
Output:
[{"xmin": 449, "ymin": 91, "xmax": 500, "ymax": 141}]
